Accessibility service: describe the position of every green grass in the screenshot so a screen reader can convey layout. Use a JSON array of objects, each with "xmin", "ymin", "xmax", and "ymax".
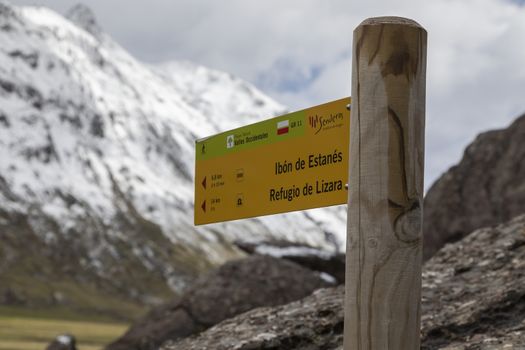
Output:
[
  {"xmin": 0, "ymin": 273, "xmax": 148, "ymax": 322},
  {"xmin": 0, "ymin": 313, "xmax": 128, "ymax": 350}
]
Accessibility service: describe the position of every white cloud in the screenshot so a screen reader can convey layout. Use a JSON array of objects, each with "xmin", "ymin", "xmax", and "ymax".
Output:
[{"xmin": 8, "ymin": 0, "xmax": 525, "ymax": 187}]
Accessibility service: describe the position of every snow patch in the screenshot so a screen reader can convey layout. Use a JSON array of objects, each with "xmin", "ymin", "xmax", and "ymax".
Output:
[
  {"xmin": 56, "ymin": 334, "xmax": 73, "ymax": 346},
  {"xmin": 255, "ymin": 245, "xmax": 333, "ymax": 260},
  {"xmin": 319, "ymin": 272, "xmax": 337, "ymax": 284}
]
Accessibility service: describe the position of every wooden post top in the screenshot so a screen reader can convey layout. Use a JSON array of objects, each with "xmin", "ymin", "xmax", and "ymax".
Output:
[{"xmin": 358, "ymin": 16, "xmax": 424, "ymax": 29}]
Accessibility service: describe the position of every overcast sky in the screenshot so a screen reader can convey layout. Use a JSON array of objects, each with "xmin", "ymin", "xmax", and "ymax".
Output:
[{"xmin": 9, "ymin": 0, "xmax": 525, "ymax": 187}]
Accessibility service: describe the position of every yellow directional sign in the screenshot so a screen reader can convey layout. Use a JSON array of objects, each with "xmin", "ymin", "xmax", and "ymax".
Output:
[{"xmin": 195, "ymin": 97, "xmax": 350, "ymax": 225}]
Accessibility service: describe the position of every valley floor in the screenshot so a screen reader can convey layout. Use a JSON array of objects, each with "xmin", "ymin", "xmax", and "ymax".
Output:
[{"xmin": 0, "ymin": 308, "xmax": 128, "ymax": 350}]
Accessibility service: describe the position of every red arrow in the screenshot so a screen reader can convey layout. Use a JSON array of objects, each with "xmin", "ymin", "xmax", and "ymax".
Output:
[
  {"xmin": 202, "ymin": 176, "xmax": 207, "ymax": 189},
  {"xmin": 201, "ymin": 200, "xmax": 206, "ymax": 212}
]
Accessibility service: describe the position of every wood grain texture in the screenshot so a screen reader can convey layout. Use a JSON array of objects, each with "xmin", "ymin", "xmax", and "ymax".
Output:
[{"xmin": 344, "ymin": 17, "xmax": 427, "ymax": 350}]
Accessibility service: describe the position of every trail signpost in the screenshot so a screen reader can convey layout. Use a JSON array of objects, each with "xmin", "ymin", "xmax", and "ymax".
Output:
[
  {"xmin": 344, "ymin": 17, "xmax": 426, "ymax": 349},
  {"xmin": 194, "ymin": 16, "xmax": 426, "ymax": 350},
  {"xmin": 195, "ymin": 97, "xmax": 350, "ymax": 225}
]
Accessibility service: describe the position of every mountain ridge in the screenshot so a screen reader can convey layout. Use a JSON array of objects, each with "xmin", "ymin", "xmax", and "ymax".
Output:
[{"xmin": 0, "ymin": 2, "xmax": 347, "ymax": 316}]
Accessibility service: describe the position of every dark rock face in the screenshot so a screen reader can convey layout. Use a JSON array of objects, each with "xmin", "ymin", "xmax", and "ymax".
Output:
[
  {"xmin": 46, "ymin": 334, "xmax": 77, "ymax": 350},
  {"xmin": 423, "ymin": 114, "xmax": 525, "ymax": 260},
  {"xmin": 106, "ymin": 255, "xmax": 331, "ymax": 350},
  {"xmin": 65, "ymin": 4, "xmax": 103, "ymax": 39},
  {"xmin": 161, "ymin": 214, "xmax": 525, "ymax": 350}
]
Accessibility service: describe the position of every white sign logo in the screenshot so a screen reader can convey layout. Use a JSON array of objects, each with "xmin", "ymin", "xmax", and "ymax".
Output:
[{"xmin": 226, "ymin": 135, "xmax": 234, "ymax": 149}]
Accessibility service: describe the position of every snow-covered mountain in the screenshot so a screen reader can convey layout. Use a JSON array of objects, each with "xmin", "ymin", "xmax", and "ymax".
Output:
[{"xmin": 0, "ymin": 2, "xmax": 346, "ymax": 312}]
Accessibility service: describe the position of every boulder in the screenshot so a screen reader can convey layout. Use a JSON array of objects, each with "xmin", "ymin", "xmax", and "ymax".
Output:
[
  {"xmin": 46, "ymin": 334, "xmax": 77, "ymax": 350},
  {"xmin": 106, "ymin": 255, "xmax": 331, "ymax": 350},
  {"xmin": 162, "ymin": 286, "xmax": 344, "ymax": 350},
  {"xmin": 234, "ymin": 239, "xmax": 345, "ymax": 283},
  {"xmin": 423, "ymin": 114, "xmax": 525, "ymax": 260},
  {"xmin": 161, "ymin": 214, "xmax": 525, "ymax": 350}
]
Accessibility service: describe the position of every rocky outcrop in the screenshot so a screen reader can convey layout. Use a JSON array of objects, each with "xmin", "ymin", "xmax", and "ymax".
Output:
[
  {"xmin": 161, "ymin": 214, "xmax": 525, "ymax": 350},
  {"xmin": 106, "ymin": 255, "xmax": 332, "ymax": 350},
  {"xmin": 420, "ymin": 214, "xmax": 525, "ymax": 349},
  {"xmin": 423, "ymin": 114, "xmax": 525, "ymax": 260},
  {"xmin": 234, "ymin": 239, "xmax": 345, "ymax": 283},
  {"xmin": 162, "ymin": 287, "xmax": 344, "ymax": 350}
]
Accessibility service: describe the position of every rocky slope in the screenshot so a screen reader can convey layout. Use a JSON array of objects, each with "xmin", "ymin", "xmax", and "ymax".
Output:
[
  {"xmin": 106, "ymin": 255, "xmax": 332, "ymax": 350},
  {"xmin": 161, "ymin": 214, "xmax": 525, "ymax": 350},
  {"xmin": 423, "ymin": 114, "xmax": 525, "ymax": 260},
  {"xmin": 0, "ymin": 2, "xmax": 347, "ymax": 315}
]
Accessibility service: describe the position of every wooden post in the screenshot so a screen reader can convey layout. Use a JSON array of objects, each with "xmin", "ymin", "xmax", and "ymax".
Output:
[{"xmin": 344, "ymin": 17, "xmax": 427, "ymax": 349}]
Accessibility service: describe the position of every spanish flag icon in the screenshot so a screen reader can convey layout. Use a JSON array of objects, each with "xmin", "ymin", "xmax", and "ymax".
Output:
[{"xmin": 277, "ymin": 120, "xmax": 289, "ymax": 135}]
